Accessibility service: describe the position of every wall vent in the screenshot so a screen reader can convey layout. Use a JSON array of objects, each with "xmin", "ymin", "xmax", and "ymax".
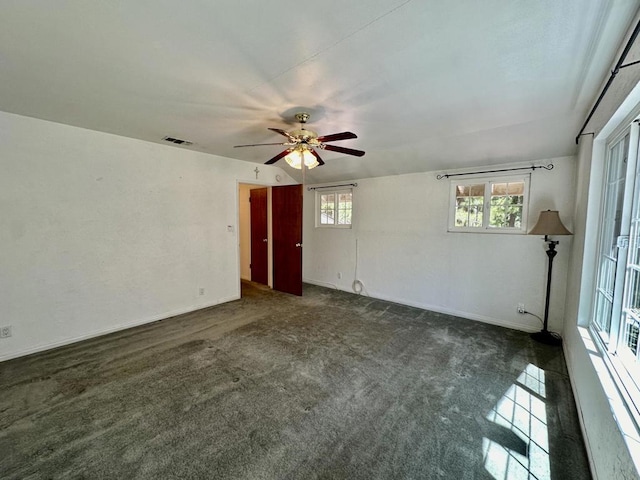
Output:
[{"xmin": 163, "ymin": 136, "xmax": 193, "ymax": 146}]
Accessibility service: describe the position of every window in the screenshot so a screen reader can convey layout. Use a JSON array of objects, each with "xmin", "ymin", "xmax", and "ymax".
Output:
[
  {"xmin": 316, "ymin": 189, "xmax": 352, "ymax": 228},
  {"xmin": 448, "ymin": 176, "xmax": 530, "ymax": 233},
  {"xmin": 591, "ymin": 126, "xmax": 640, "ymax": 424}
]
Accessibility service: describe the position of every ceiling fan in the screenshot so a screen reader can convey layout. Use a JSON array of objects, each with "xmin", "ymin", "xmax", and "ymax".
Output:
[{"xmin": 234, "ymin": 112, "xmax": 365, "ymax": 169}]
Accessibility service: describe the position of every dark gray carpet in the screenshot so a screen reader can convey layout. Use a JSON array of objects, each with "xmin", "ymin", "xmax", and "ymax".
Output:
[{"xmin": 0, "ymin": 282, "xmax": 590, "ymax": 479}]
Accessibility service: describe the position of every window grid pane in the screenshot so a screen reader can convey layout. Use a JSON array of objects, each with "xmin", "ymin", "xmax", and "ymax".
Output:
[
  {"xmin": 450, "ymin": 177, "xmax": 528, "ymax": 232},
  {"xmin": 630, "ymin": 220, "xmax": 640, "ymax": 266},
  {"xmin": 625, "ymin": 319, "xmax": 639, "ymax": 356},
  {"xmin": 320, "ymin": 193, "xmax": 335, "ymax": 225},
  {"xmin": 317, "ymin": 190, "xmax": 352, "ymax": 227},
  {"xmin": 593, "ymin": 133, "xmax": 628, "ymax": 341},
  {"xmin": 622, "ymin": 242, "xmax": 640, "ymax": 391},
  {"xmin": 337, "ymin": 193, "xmax": 352, "ymax": 225},
  {"xmin": 594, "ymin": 292, "xmax": 614, "ymax": 334},
  {"xmin": 591, "ymin": 129, "xmax": 640, "ymax": 424},
  {"xmin": 455, "ymin": 184, "xmax": 484, "ymax": 228},
  {"xmin": 489, "ymin": 181, "xmax": 525, "ymax": 228},
  {"xmin": 620, "ymin": 314, "xmax": 640, "ymax": 394}
]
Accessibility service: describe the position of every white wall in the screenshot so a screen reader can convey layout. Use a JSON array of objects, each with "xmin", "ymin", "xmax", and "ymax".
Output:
[
  {"xmin": 303, "ymin": 157, "xmax": 575, "ymax": 333},
  {"xmin": 0, "ymin": 111, "xmax": 293, "ymax": 361},
  {"xmin": 563, "ymin": 133, "xmax": 640, "ymax": 480},
  {"xmin": 562, "ymin": 97, "xmax": 640, "ymax": 479},
  {"xmin": 560, "ymin": 15, "xmax": 640, "ymax": 479}
]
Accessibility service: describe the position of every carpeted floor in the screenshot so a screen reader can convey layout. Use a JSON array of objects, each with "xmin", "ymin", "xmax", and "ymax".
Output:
[{"xmin": 0, "ymin": 281, "xmax": 590, "ymax": 479}]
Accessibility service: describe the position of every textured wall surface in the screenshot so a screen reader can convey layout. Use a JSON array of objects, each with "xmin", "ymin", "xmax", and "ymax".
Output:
[
  {"xmin": 0, "ymin": 111, "xmax": 292, "ymax": 361},
  {"xmin": 562, "ymin": 13, "xmax": 640, "ymax": 480},
  {"xmin": 303, "ymin": 157, "xmax": 575, "ymax": 334}
]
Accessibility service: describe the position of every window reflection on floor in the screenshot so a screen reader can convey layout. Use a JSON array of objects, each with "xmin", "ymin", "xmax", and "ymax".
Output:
[{"xmin": 483, "ymin": 364, "xmax": 550, "ymax": 480}]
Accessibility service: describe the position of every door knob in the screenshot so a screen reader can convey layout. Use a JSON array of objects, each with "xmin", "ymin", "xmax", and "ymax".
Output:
[
  {"xmin": 263, "ymin": 238, "xmax": 268, "ymax": 242},
  {"xmin": 295, "ymin": 243, "xmax": 302, "ymax": 247}
]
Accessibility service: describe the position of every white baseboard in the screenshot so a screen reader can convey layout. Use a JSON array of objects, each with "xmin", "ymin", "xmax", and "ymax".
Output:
[
  {"xmin": 303, "ymin": 277, "xmax": 537, "ymax": 333},
  {"xmin": 0, "ymin": 294, "xmax": 240, "ymax": 363},
  {"xmin": 562, "ymin": 337, "xmax": 598, "ymax": 479}
]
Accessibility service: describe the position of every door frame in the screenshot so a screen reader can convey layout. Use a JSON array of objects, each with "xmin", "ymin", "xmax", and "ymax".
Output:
[
  {"xmin": 237, "ymin": 179, "xmax": 304, "ymax": 295},
  {"xmin": 237, "ymin": 181, "xmax": 274, "ymax": 292}
]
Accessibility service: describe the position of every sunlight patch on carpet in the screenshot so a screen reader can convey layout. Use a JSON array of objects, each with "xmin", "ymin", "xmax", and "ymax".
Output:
[{"xmin": 483, "ymin": 364, "xmax": 549, "ymax": 480}]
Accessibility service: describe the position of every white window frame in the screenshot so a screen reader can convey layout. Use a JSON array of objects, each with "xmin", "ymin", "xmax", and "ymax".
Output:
[
  {"xmin": 590, "ymin": 122, "xmax": 640, "ymax": 429},
  {"xmin": 447, "ymin": 174, "xmax": 530, "ymax": 233},
  {"xmin": 315, "ymin": 188, "xmax": 353, "ymax": 228}
]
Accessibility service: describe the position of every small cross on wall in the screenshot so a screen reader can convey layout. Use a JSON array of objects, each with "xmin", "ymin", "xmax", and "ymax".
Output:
[{"xmin": 254, "ymin": 167, "xmax": 260, "ymax": 179}]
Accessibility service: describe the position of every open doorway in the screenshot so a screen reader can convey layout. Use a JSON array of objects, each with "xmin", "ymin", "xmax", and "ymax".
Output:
[
  {"xmin": 238, "ymin": 183, "xmax": 303, "ymax": 297},
  {"xmin": 238, "ymin": 183, "xmax": 271, "ymax": 290}
]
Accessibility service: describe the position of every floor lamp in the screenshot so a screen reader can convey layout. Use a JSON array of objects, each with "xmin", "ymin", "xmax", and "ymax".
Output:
[{"xmin": 528, "ymin": 210, "xmax": 572, "ymax": 345}]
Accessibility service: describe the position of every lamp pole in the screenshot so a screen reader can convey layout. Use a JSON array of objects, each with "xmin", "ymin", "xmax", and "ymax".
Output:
[{"xmin": 531, "ymin": 237, "xmax": 562, "ymax": 345}]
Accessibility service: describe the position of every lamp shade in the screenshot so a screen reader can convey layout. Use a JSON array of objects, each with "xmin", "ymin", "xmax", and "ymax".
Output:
[
  {"xmin": 528, "ymin": 210, "xmax": 572, "ymax": 236},
  {"xmin": 284, "ymin": 148, "xmax": 319, "ymax": 170}
]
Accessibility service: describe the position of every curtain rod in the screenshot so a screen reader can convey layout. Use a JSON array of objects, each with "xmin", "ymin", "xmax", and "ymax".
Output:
[
  {"xmin": 307, "ymin": 183, "xmax": 358, "ymax": 190},
  {"xmin": 436, "ymin": 164, "xmax": 553, "ymax": 180},
  {"xmin": 576, "ymin": 17, "xmax": 640, "ymax": 144}
]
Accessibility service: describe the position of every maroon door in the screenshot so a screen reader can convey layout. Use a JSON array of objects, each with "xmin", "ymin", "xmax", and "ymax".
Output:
[
  {"xmin": 250, "ymin": 188, "xmax": 268, "ymax": 285},
  {"xmin": 272, "ymin": 185, "xmax": 303, "ymax": 296}
]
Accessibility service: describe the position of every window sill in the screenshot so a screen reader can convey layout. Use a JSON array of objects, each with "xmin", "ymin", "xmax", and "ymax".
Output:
[
  {"xmin": 447, "ymin": 228, "xmax": 527, "ymax": 234},
  {"xmin": 578, "ymin": 327, "xmax": 640, "ymax": 473},
  {"xmin": 315, "ymin": 225, "xmax": 352, "ymax": 229}
]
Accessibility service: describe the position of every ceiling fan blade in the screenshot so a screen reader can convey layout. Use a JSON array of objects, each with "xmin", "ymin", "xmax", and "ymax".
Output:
[
  {"xmin": 322, "ymin": 144, "xmax": 366, "ymax": 157},
  {"xmin": 234, "ymin": 142, "xmax": 289, "ymax": 148},
  {"xmin": 316, "ymin": 131, "xmax": 357, "ymax": 143},
  {"xmin": 264, "ymin": 149, "xmax": 292, "ymax": 165},
  {"xmin": 309, "ymin": 148, "xmax": 325, "ymax": 166},
  {"xmin": 268, "ymin": 128, "xmax": 297, "ymax": 141}
]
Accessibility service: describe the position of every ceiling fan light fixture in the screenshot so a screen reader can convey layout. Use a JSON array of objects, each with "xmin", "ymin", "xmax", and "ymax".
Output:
[
  {"xmin": 234, "ymin": 112, "xmax": 363, "ymax": 168},
  {"xmin": 285, "ymin": 147, "xmax": 319, "ymax": 170}
]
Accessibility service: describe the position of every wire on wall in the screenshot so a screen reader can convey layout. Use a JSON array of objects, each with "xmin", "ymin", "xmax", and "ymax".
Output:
[
  {"xmin": 436, "ymin": 164, "xmax": 554, "ymax": 180},
  {"xmin": 352, "ymin": 237, "xmax": 365, "ymax": 295}
]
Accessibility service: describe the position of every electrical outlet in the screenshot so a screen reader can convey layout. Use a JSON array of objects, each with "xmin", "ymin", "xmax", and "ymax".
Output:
[
  {"xmin": 337, "ymin": 272, "xmax": 342, "ymax": 279},
  {"xmin": 0, "ymin": 325, "xmax": 12, "ymax": 338},
  {"xmin": 199, "ymin": 288, "xmax": 205, "ymax": 296},
  {"xmin": 517, "ymin": 303, "xmax": 526, "ymax": 314}
]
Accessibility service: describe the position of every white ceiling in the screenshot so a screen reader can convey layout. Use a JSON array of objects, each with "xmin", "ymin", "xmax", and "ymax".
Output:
[{"xmin": 1, "ymin": 1, "xmax": 638, "ymax": 183}]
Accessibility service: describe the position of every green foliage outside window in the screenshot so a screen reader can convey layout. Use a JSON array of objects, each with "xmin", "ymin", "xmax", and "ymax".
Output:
[
  {"xmin": 452, "ymin": 179, "xmax": 526, "ymax": 231},
  {"xmin": 626, "ymin": 321, "xmax": 639, "ymax": 355},
  {"xmin": 320, "ymin": 194, "xmax": 335, "ymax": 224},
  {"xmin": 337, "ymin": 193, "xmax": 352, "ymax": 225},
  {"xmin": 489, "ymin": 182, "xmax": 524, "ymax": 228},
  {"xmin": 455, "ymin": 184, "xmax": 484, "ymax": 227},
  {"xmin": 319, "ymin": 191, "xmax": 352, "ymax": 226}
]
